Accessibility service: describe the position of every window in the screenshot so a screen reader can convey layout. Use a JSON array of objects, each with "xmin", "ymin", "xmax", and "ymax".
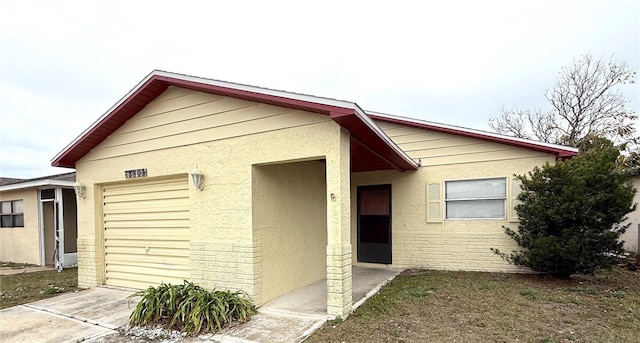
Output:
[
  {"xmin": 445, "ymin": 178, "xmax": 506, "ymax": 219},
  {"xmin": 1, "ymin": 200, "xmax": 24, "ymax": 227}
]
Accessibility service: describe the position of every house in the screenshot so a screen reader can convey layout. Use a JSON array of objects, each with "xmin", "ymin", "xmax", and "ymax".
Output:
[
  {"xmin": 0, "ymin": 172, "xmax": 78, "ymax": 269},
  {"xmin": 621, "ymin": 175, "xmax": 640, "ymax": 253},
  {"xmin": 51, "ymin": 70, "xmax": 578, "ymax": 317}
]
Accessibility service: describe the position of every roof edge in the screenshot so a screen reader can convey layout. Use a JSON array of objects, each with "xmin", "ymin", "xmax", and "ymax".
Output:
[
  {"xmin": 367, "ymin": 111, "xmax": 579, "ymax": 157},
  {"xmin": 52, "ymin": 70, "xmax": 361, "ymax": 168},
  {"xmin": 0, "ymin": 180, "xmax": 76, "ymax": 192},
  {"xmin": 153, "ymin": 70, "xmax": 358, "ymax": 110},
  {"xmin": 352, "ymin": 106, "xmax": 419, "ymax": 170},
  {"xmin": 51, "ymin": 70, "xmax": 159, "ymax": 166}
]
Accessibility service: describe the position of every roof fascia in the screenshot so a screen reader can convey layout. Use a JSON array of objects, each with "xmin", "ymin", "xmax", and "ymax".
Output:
[
  {"xmin": 51, "ymin": 71, "xmax": 160, "ymax": 165},
  {"xmin": 154, "ymin": 71, "xmax": 357, "ymax": 111},
  {"xmin": 0, "ymin": 180, "xmax": 76, "ymax": 192},
  {"xmin": 368, "ymin": 111, "xmax": 579, "ymax": 157},
  {"xmin": 351, "ymin": 106, "xmax": 419, "ymax": 170}
]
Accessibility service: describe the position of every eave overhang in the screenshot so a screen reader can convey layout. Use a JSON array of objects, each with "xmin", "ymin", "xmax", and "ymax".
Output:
[
  {"xmin": 51, "ymin": 71, "xmax": 419, "ymax": 172},
  {"xmin": 367, "ymin": 111, "xmax": 579, "ymax": 159}
]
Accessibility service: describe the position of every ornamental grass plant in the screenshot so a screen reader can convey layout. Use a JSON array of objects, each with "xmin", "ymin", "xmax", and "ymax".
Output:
[{"xmin": 128, "ymin": 280, "xmax": 256, "ymax": 335}]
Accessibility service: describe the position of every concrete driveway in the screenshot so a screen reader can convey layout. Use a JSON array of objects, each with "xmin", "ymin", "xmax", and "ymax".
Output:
[
  {"xmin": 0, "ymin": 287, "xmax": 135, "ymax": 343},
  {"xmin": 0, "ymin": 267, "xmax": 400, "ymax": 342}
]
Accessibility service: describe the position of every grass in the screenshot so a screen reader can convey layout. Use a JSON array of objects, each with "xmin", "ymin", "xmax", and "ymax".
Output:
[
  {"xmin": 0, "ymin": 261, "xmax": 37, "ymax": 269},
  {"xmin": 0, "ymin": 268, "xmax": 79, "ymax": 309},
  {"xmin": 307, "ymin": 267, "xmax": 640, "ymax": 343}
]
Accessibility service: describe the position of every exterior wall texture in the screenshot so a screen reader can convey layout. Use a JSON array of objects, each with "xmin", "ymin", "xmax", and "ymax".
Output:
[
  {"xmin": 252, "ymin": 161, "xmax": 327, "ymax": 305},
  {"xmin": 621, "ymin": 176, "xmax": 640, "ymax": 252},
  {"xmin": 0, "ymin": 188, "xmax": 39, "ymax": 265},
  {"xmin": 351, "ymin": 122, "xmax": 557, "ymax": 272},
  {"xmin": 74, "ymin": 86, "xmax": 352, "ymax": 315}
]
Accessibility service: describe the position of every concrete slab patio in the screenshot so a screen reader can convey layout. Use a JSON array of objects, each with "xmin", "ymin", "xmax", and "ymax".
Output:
[
  {"xmin": 261, "ymin": 266, "xmax": 402, "ymax": 319},
  {"xmin": 183, "ymin": 266, "xmax": 402, "ymax": 343},
  {"xmin": 0, "ymin": 266, "xmax": 402, "ymax": 343}
]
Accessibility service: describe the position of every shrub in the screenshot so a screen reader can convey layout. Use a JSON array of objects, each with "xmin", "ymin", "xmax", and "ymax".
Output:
[
  {"xmin": 128, "ymin": 280, "xmax": 256, "ymax": 335},
  {"xmin": 493, "ymin": 137, "xmax": 636, "ymax": 277}
]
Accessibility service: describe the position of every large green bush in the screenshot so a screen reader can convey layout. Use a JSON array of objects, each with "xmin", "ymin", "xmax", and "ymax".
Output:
[
  {"xmin": 493, "ymin": 137, "xmax": 636, "ymax": 277},
  {"xmin": 128, "ymin": 280, "xmax": 256, "ymax": 335}
]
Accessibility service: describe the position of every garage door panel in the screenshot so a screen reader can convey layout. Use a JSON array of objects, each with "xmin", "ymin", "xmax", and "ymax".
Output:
[
  {"xmin": 104, "ymin": 189, "xmax": 189, "ymax": 204},
  {"xmin": 103, "ymin": 177, "xmax": 190, "ymax": 289},
  {"xmin": 105, "ymin": 235, "xmax": 189, "ymax": 248},
  {"xmin": 104, "ymin": 229, "xmax": 189, "ymax": 239},
  {"xmin": 106, "ymin": 267, "xmax": 190, "ymax": 281},
  {"xmin": 103, "ymin": 179, "xmax": 189, "ymax": 195},
  {"xmin": 105, "ymin": 254, "xmax": 190, "ymax": 267},
  {"xmin": 105, "ymin": 246, "xmax": 190, "ymax": 258},
  {"xmin": 104, "ymin": 200, "xmax": 189, "ymax": 213},
  {"xmin": 105, "ymin": 271, "xmax": 189, "ymax": 289},
  {"xmin": 104, "ymin": 211, "xmax": 189, "ymax": 221},
  {"xmin": 105, "ymin": 219, "xmax": 190, "ymax": 229}
]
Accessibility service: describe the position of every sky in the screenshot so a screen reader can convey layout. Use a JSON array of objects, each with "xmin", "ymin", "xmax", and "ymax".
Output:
[{"xmin": 1, "ymin": 0, "xmax": 638, "ymax": 178}]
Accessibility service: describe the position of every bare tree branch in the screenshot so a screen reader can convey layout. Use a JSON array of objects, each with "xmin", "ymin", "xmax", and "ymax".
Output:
[
  {"xmin": 490, "ymin": 53, "xmax": 637, "ymax": 149},
  {"xmin": 488, "ymin": 107, "xmax": 531, "ymax": 139}
]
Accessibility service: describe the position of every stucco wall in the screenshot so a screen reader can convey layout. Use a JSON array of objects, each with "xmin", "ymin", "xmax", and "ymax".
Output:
[
  {"xmin": 0, "ymin": 188, "xmax": 40, "ymax": 265},
  {"xmin": 253, "ymin": 161, "xmax": 327, "ymax": 304},
  {"xmin": 74, "ymin": 87, "xmax": 350, "ymax": 309},
  {"xmin": 620, "ymin": 176, "xmax": 640, "ymax": 252},
  {"xmin": 352, "ymin": 126, "xmax": 557, "ymax": 272}
]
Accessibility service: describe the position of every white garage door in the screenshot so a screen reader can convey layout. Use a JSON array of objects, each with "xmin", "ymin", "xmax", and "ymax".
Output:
[{"xmin": 103, "ymin": 177, "xmax": 190, "ymax": 289}]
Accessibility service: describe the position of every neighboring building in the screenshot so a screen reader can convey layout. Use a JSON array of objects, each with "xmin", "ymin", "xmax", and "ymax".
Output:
[
  {"xmin": 51, "ymin": 70, "xmax": 578, "ymax": 317},
  {"xmin": 621, "ymin": 175, "xmax": 640, "ymax": 253},
  {"xmin": 0, "ymin": 173, "xmax": 78, "ymax": 269}
]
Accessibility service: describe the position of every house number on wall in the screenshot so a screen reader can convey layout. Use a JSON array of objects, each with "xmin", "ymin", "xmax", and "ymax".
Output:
[{"xmin": 125, "ymin": 168, "xmax": 148, "ymax": 179}]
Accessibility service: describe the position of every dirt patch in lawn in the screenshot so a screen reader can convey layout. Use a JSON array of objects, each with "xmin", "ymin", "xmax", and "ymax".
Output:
[
  {"xmin": 0, "ymin": 268, "xmax": 79, "ymax": 309},
  {"xmin": 0, "ymin": 261, "xmax": 37, "ymax": 269},
  {"xmin": 307, "ymin": 267, "xmax": 639, "ymax": 343}
]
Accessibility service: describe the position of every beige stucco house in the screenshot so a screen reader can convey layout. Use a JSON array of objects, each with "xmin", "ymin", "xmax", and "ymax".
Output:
[
  {"xmin": 51, "ymin": 70, "xmax": 578, "ymax": 317},
  {"xmin": 621, "ymin": 176, "xmax": 640, "ymax": 253},
  {"xmin": 0, "ymin": 173, "xmax": 78, "ymax": 269}
]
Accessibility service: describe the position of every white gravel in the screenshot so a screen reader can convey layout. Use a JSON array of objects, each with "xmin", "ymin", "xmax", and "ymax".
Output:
[{"xmin": 118, "ymin": 324, "xmax": 186, "ymax": 342}]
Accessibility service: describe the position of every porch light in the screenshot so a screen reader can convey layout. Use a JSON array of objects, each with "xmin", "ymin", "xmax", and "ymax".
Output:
[
  {"xmin": 73, "ymin": 181, "xmax": 86, "ymax": 199},
  {"xmin": 189, "ymin": 167, "xmax": 204, "ymax": 191}
]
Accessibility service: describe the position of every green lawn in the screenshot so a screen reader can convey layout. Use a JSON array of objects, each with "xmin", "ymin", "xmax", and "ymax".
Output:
[
  {"xmin": 307, "ymin": 268, "xmax": 639, "ymax": 343},
  {"xmin": 0, "ymin": 267, "xmax": 79, "ymax": 309}
]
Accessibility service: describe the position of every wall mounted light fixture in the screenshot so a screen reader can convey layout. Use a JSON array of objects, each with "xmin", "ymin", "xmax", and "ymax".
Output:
[
  {"xmin": 73, "ymin": 181, "xmax": 86, "ymax": 199},
  {"xmin": 189, "ymin": 167, "xmax": 204, "ymax": 191}
]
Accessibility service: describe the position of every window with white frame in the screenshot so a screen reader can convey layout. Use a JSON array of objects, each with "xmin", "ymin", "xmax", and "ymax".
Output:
[
  {"xmin": 1, "ymin": 200, "xmax": 24, "ymax": 227},
  {"xmin": 445, "ymin": 178, "xmax": 506, "ymax": 219}
]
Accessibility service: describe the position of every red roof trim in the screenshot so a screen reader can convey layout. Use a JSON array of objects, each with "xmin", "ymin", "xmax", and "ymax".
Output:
[
  {"xmin": 52, "ymin": 72, "xmax": 418, "ymax": 172},
  {"xmin": 369, "ymin": 114, "xmax": 578, "ymax": 158},
  {"xmin": 155, "ymin": 75, "xmax": 354, "ymax": 117}
]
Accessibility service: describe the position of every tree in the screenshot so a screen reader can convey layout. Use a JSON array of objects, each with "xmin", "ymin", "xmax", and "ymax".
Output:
[
  {"xmin": 492, "ymin": 137, "xmax": 636, "ymax": 278},
  {"xmin": 489, "ymin": 53, "xmax": 637, "ymax": 148}
]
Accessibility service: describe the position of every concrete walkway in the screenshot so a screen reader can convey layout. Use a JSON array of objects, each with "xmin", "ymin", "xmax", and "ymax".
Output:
[{"xmin": 0, "ymin": 265, "xmax": 54, "ymax": 276}]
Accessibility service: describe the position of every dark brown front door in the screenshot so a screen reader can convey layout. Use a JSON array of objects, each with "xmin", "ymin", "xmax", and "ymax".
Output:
[{"xmin": 357, "ymin": 184, "xmax": 392, "ymax": 264}]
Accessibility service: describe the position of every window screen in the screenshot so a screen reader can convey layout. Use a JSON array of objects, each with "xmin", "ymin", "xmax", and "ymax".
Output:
[{"xmin": 445, "ymin": 178, "xmax": 506, "ymax": 219}]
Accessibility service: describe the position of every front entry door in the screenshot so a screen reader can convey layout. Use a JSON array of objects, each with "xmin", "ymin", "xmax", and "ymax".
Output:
[{"xmin": 357, "ymin": 184, "xmax": 392, "ymax": 264}]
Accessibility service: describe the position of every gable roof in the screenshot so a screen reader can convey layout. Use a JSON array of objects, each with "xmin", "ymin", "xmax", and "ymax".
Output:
[
  {"xmin": 367, "ymin": 111, "xmax": 578, "ymax": 158},
  {"xmin": 51, "ymin": 71, "xmax": 578, "ymax": 171},
  {"xmin": 0, "ymin": 172, "xmax": 76, "ymax": 192},
  {"xmin": 51, "ymin": 70, "xmax": 419, "ymax": 172}
]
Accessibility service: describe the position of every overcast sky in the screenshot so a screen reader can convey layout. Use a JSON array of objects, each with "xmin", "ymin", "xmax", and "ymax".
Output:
[{"xmin": 1, "ymin": 0, "xmax": 638, "ymax": 178}]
